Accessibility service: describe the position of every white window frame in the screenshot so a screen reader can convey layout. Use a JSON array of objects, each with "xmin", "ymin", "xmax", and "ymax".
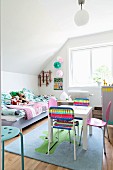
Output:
[{"xmin": 68, "ymin": 43, "xmax": 113, "ymax": 87}]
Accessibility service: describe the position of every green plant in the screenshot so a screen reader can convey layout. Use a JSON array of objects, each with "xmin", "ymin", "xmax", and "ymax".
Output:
[
  {"xmin": 93, "ymin": 75, "xmax": 102, "ymax": 83},
  {"xmin": 93, "ymin": 65, "xmax": 111, "ymax": 83}
]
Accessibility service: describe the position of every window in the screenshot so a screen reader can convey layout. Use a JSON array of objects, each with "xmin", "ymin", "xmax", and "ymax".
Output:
[{"xmin": 69, "ymin": 45, "xmax": 113, "ymax": 87}]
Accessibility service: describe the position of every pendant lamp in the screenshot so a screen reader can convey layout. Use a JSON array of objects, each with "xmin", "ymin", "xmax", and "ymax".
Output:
[{"xmin": 74, "ymin": 0, "xmax": 89, "ymax": 26}]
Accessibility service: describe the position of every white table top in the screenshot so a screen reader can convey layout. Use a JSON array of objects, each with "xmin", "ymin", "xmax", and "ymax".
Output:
[{"xmin": 59, "ymin": 105, "xmax": 92, "ymax": 119}]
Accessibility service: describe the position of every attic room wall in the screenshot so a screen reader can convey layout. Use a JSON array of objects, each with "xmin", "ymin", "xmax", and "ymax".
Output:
[
  {"xmin": 39, "ymin": 31, "xmax": 113, "ymax": 107},
  {"xmin": 1, "ymin": 71, "xmax": 38, "ymax": 94}
]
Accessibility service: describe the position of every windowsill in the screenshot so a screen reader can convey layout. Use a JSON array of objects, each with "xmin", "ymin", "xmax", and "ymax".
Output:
[{"xmin": 68, "ymin": 85, "xmax": 102, "ymax": 88}]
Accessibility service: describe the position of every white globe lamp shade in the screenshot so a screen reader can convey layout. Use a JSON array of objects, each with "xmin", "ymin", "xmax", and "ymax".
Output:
[{"xmin": 74, "ymin": 9, "xmax": 89, "ymax": 26}]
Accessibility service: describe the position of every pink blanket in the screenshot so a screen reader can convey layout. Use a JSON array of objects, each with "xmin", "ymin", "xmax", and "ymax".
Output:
[{"xmin": 7, "ymin": 102, "xmax": 48, "ymax": 120}]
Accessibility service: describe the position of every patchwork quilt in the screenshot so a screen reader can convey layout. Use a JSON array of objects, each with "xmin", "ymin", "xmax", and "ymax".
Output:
[{"xmin": 6, "ymin": 102, "xmax": 48, "ymax": 120}]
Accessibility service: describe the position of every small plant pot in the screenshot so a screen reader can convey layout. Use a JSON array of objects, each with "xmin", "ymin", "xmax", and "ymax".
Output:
[{"xmin": 97, "ymin": 82, "xmax": 101, "ymax": 86}]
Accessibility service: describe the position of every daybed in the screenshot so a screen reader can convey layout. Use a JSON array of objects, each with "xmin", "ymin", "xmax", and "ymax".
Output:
[
  {"xmin": 1, "ymin": 88, "xmax": 50, "ymax": 130},
  {"xmin": 1, "ymin": 103, "xmax": 48, "ymax": 130}
]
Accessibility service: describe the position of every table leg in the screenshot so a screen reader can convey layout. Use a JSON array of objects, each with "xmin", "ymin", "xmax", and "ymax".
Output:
[
  {"xmin": 48, "ymin": 116, "xmax": 53, "ymax": 142},
  {"xmin": 19, "ymin": 132, "xmax": 24, "ymax": 170},
  {"xmin": 82, "ymin": 118, "xmax": 87, "ymax": 150},
  {"xmin": 2, "ymin": 141, "xmax": 4, "ymax": 170},
  {"xmin": 89, "ymin": 110, "xmax": 92, "ymax": 136}
]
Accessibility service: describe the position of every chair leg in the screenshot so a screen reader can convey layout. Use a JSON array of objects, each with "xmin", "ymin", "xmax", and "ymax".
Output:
[
  {"xmin": 2, "ymin": 141, "xmax": 4, "ymax": 170},
  {"xmin": 19, "ymin": 132, "xmax": 24, "ymax": 170},
  {"xmin": 103, "ymin": 127, "xmax": 106, "ymax": 155},
  {"xmin": 76, "ymin": 124, "xmax": 79, "ymax": 137},
  {"xmin": 106, "ymin": 126, "xmax": 110, "ymax": 142},
  {"xmin": 55, "ymin": 129, "xmax": 59, "ymax": 142},
  {"xmin": 48, "ymin": 128, "xmax": 60, "ymax": 154},
  {"xmin": 48, "ymin": 139, "xmax": 51, "ymax": 154},
  {"xmin": 69, "ymin": 130, "xmax": 71, "ymax": 143},
  {"xmin": 48, "ymin": 127, "xmax": 52, "ymax": 154},
  {"xmin": 73, "ymin": 128, "xmax": 76, "ymax": 160},
  {"xmin": 79, "ymin": 126, "xmax": 83, "ymax": 146}
]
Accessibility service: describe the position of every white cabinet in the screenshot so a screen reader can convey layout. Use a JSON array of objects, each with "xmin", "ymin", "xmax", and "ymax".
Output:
[{"xmin": 101, "ymin": 86, "xmax": 113, "ymax": 125}]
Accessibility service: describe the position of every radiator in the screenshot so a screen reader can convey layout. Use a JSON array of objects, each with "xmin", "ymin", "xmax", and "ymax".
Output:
[{"xmin": 68, "ymin": 90, "xmax": 90, "ymax": 100}]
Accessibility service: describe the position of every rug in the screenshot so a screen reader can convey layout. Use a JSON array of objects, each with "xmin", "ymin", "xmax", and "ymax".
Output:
[
  {"xmin": 5, "ymin": 121, "xmax": 103, "ymax": 170},
  {"xmin": 35, "ymin": 123, "xmax": 81, "ymax": 154}
]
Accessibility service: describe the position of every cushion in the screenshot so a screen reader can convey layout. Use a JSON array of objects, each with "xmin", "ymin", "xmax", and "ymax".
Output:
[
  {"xmin": 22, "ymin": 88, "xmax": 35, "ymax": 101},
  {"xmin": 24, "ymin": 92, "xmax": 35, "ymax": 101},
  {"xmin": 1, "ymin": 93, "xmax": 12, "ymax": 105},
  {"xmin": 22, "ymin": 88, "xmax": 33, "ymax": 93}
]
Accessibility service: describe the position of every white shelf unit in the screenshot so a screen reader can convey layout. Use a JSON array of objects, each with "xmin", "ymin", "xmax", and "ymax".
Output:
[{"xmin": 101, "ymin": 86, "xmax": 113, "ymax": 125}]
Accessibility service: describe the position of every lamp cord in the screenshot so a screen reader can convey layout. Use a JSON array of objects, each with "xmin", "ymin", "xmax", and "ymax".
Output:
[{"xmin": 81, "ymin": 3, "xmax": 82, "ymax": 10}]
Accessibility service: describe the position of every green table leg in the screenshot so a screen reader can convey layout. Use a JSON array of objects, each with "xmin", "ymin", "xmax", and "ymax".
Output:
[
  {"xmin": 2, "ymin": 141, "xmax": 4, "ymax": 170},
  {"xmin": 19, "ymin": 132, "xmax": 24, "ymax": 170}
]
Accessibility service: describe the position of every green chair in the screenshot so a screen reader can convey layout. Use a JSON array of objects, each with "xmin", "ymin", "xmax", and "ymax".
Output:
[{"xmin": 1, "ymin": 126, "xmax": 24, "ymax": 170}]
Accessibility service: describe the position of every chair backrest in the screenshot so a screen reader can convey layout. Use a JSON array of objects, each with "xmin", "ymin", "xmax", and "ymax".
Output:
[
  {"xmin": 105, "ymin": 101, "xmax": 112, "ymax": 123},
  {"xmin": 48, "ymin": 97, "xmax": 57, "ymax": 108},
  {"xmin": 73, "ymin": 98, "xmax": 90, "ymax": 106},
  {"xmin": 49, "ymin": 106, "xmax": 74, "ymax": 121}
]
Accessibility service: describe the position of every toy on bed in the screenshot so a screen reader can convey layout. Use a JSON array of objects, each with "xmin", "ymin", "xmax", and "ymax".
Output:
[
  {"xmin": 18, "ymin": 93, "xmax": 29, "ymax": 104},
  {"xmin": 10, "ymin": 91, "xmax": 29, "ymax": 105},
  {"xmin": 11, "ymin": 96, "xmax": 19, "ymax": 105}
]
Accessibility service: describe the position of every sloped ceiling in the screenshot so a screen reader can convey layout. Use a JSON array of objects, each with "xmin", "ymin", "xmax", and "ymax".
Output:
[{"xmin": 1, "ymin": 0, "xmax": 113, "ymax": 75}]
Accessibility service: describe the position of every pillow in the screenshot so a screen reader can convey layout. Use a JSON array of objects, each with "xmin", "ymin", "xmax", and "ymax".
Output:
[
  {"xmin": 1, "ymin": 105, "xmax": 7, "ymax": 109},
  {"xmin": 24, "ymin": 92, "xmax": 35, "ymax": 101},
  {"xmin": 22, "ymin": 88, "xmax": 35, "ymax": 101},
  {"xmin": 1, "ymin": 93, "xmax": 12, "ymax": 100},
  {"xmin": 33, "ymin": 95, "xmax": 50, "ymax": 102},
  {"xmin": 2, "ymin": 108, "xmax": 17, "ymax": 115},
  {"xmin": 1, "ymin": 93, "xmax": 12, "ymax": 105},
  {"xmin": 22, "ymin": 88, "xmax": 33, "ymax": 94},
  {"xmin": 2, "ymin": 108, "xmax": 25, "ymax": 116}
]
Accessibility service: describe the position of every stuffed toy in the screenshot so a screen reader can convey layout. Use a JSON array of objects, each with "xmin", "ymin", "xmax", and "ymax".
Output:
[
  {"xmin": 11, "ymin": 93, "xmax": 29, "ymax": 105},
  {"xmin": 18, "ymin": 93, "xmax": 29, "ymax": 104},
  {"xmin": 11, "ymin": 96, "xmax": 20, "ymax": 105}
]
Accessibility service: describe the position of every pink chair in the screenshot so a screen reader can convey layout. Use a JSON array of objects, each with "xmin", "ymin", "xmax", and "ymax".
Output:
[
  {"xmin": 79, "ymin": 101, "xmax": 111, "ymax": 154},
  {"xmin": 48, "ymin": 97, "xmax": 57, "ymax": 108}
]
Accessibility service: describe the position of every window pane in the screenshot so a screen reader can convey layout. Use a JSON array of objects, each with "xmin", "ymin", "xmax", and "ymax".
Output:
[
  {"xmin": 92, "ymin": 46, "xmax": 112, "ymax": 83},
  {"xmin": 71, "ymin": 50, "xmax": 90, "ymax": 85}
]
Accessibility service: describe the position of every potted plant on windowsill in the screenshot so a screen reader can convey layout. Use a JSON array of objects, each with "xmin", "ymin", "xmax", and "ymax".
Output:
[
  {"xmin": 93, "ymin": 74, "xmax": 102, "ymax": 86},
  {"xmin": 94, "ymin": 77, "xmax": 102, "ymax": 86},
  {"xmin": 93, "ymin": 65, "xmax": 112, "ymax": 86}
]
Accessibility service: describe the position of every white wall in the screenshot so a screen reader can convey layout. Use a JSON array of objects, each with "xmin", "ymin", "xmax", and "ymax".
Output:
[
  {"xmin": 1, "ymin": 71, "xmax": 38, "ymax": 94},
  {"xmin": 39, "ymin": 31, "xmax": 113, "ymax": 107}
]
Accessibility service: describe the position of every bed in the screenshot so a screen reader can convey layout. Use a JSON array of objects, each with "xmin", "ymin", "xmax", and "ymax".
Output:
[
  {"xmin": 1, "ymin": 102, "xmax": 49, "ymax": 130},
  {"xmin": 1, "ymin": 88, "xmax": 51, "ymax": 130}
]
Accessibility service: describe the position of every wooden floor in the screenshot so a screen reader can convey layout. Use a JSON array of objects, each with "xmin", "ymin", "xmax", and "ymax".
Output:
[{"xmin": 3, "ymin": 118, "xmax": 113, "ymax": 170}]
